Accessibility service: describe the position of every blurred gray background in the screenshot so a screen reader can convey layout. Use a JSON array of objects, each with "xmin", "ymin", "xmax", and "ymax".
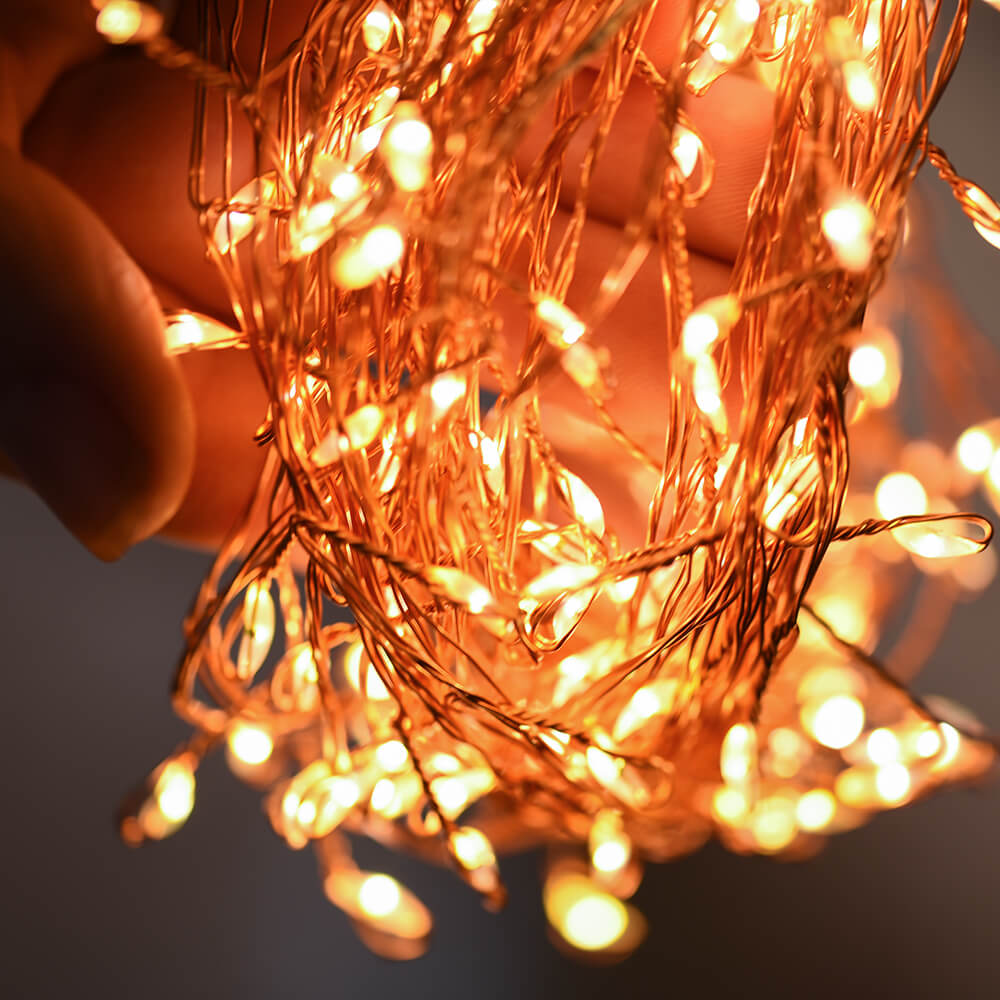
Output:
[{"xmin": 2, "ymin": 6, "xmax": 999, "ymax": 998}]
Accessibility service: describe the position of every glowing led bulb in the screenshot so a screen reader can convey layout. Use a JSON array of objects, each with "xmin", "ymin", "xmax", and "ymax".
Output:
[
  {"xmin": 467, "ymin": 0, "xmax": 500, "ymax": 36},
  {"xmin": 331, "ymin": 221, "xmax": 405, "ymax": 289},
  {"xmin": 586, "ymin": 745, "xmax": 624, "ymax": 788},
  {"xmin": 344, "ymin": 642, "xmax": 391, "ymax": 701},
  {"xmin": 692, "ymin": 354, "xmax": 726, "ymax": 431},
  {"xmin": 848, "ymin": 344, "xmax": 887, "ymax": 388},
  {"xmin": 822, "ymin": 196, "xmax": 875, "ymax": 271},
  {"xmin": 720, "ymin": 723, "xmax": 757, "ymax": 784},
  {"xmin": 324, "ymin": 869, "xmax": 432, "ymax": 957},
  {"xmin": 589, "ymin": 810, "xmax": 631, "ymax": 876},
  {"xmin": 795, "ymin": 789, "xmax": 837, "ymax": 831},
  {"xmin": 544, "ymin": 872, "xmax": 637, "ymax": 953},
  {"xmin": 671, "ymin": 125, "xmax": 702, "ymax": 179},
  {"xmin": 712, "ymin": 785, "xmax": 749, "ymax": 824},
  {"xmin": 164, "ymin": 312, "xmax": 240, "ymax": 354},
  {"xmin": 362, "ymin": 2, "xmax": 395, "ymax": 52},
  {"xmin": 751, "ymin": 796, "xmax": 797, "ymax": 852},
  {"xmin": 874, "ymin": 763, "xmax": 911, "ymax": 804},
  {"xmin": 862, "ymin": 2, "xmax": 882, "ymax": 53},
  {"xmin": 965, "ymin": 184, "xmax": 1000, "ymax": 250},
  {"xmin": 358, "ymin": 873, "xmax": 403, "ymax": 918},
  {"xmin": 426, "ymin": 566, "xmax": 494, "ymax": 613},
  {"xmin": 866, "ymin": 728, "xmax": 901, "ymax": 765},
  {"xmin": 956, "ymin": 426, "xmax": 995, "ymax": 474},
  {"xmin": 375, "ymin": 740, "xmax": 410, "ymax": 773},
  {"xmin": 875, "ymin": 471, "xmax": 928, "ymax": 519},
  {"xmin": 155, "ymin": 759, "xmax": 196, "ymax": 823},
  {"xmin": 525, "ymin": 562, "xmax": 600, "ymax": 599},
  {"xmin": 682, "ymin": 295, "xmax": 741, "ymax": 359},
  {"xmin": 536, "ymin": 297, "xmax": 586, "ymax": 346},
  {"xmin": 428, "ymin": 371, "xmax": 467, "ymax": 418},
  {"xmin": 557, "ymin": 469, "xmax": 605, "ymax": 537},
  {"xmin": 843, "ymin": 60, "xmax": 878, "ymax": 112},
  {"xmin": 95, "ymin": 1, "xmax": 163, "ymax": 44},
  {"xmin": 227, "ymin": 722, "xmax": 274, "ymax": 766},
  {"xmin": 802, "ymin": 694, "xmax": 865, "ymax": 749},
  {"xmin": 311, "ymin": 404, "xmax": 384, "ymax": 465},
  {"xmin": 213, "ymin": 175, "xmax": 280, "ymax": 254},
  {"xmin": 612, "ymin": 679, "xmax": 679, "ymax": 742},
  {"xmin": 238, "ymin": 581, "xmax": 276, "ymax": 679},
  {"xmin": 381, "ymin": 104, "xmax": 434, "ymax": 191},
  {"xmin": 449, "ymin": 827, "xmax": 499, "ymax": 893}
]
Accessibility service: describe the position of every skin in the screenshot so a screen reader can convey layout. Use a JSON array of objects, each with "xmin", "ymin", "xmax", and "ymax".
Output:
[{"xmin": 0, "ymin": 0, "xmax": 772, "ymax": 559}]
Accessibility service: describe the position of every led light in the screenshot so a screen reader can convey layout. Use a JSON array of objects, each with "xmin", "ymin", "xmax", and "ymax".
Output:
[
  {"xmin": 671, "ymin": 126, "xmax": 702, "ymax": 179},
  {"xmin": 875, "ymin": 763, "xmax": 911, "ymax": 804},
  {"xmin": 803, "ymin": 695, "xmax": 865, "ymax": 750},
  {"xmin": 682, "ymin": 295, "xmax": 741, "ymax": 359},
  {"xmin": 96, "ymin": 1, "xmax": 162, "ymax": 44},
  {"xmin": 557, "ymin": 469, "xmax": 605, "ymax": 537},
  {"xmin": 875, "ymin": 472, "xmax": 928, "ymax": 520},
  {"xmin": 849, "ymin": 344, "xmax": 887, "ymax": 388},
  {"xmin": 344, "ymin": 642, "xmax": 391, "ymax": 701},
  {"xmin": 712, "ymin": 785, "xmax": 749, "ymax": 824},
  {"xmin": 751, "ymin": 796, "xmax": 797, "ymax": 852},
  {"xmin": 375, "ymin": 740, "xmax": 409, "ymax": 773},
  {"xmin": 381, "ymin": 105, "xmax": 434, "ymax": 191},
  {"xmin": 721, "ymin": 723, "xmax": 757, "ymax": 784},
  {"xmin": 332, "ymin": 221, "xmax": 405, "ymax": 288},
  {"xmin": 359, "ymin": 874, "xmax": 402, "ymax": 918},
  {"xmin": 866, "ymin": 728, "xmax": 900, "ymax": 765},
  {"xmin": 613, "ymin": 679, "xmax": 679, "ymax": 742},
  {"xmin": 734, "ymin": 0, "xmax": 761, "ymax": 25},
  {"xmin": 362, "ymin": 2, "xmax": 394, "ymax": 52},
  {"xmin": 965, "ymin": 184, "xmax": 1000, "ymax": 250},
  {"xmin": 227, "ymin": 722, "xmax": 274, "ymax": 766},
  {"xmin": 956, "ymin": 426, "xmax": 995, "ymax": 474},
  {"xmin": 449, "ymin": 827, "xmax": 500, "ymax": 893},
  {"xmin": 822, "ymin": 197, "xmax": 875, "ymax": 271},
  {"xmin": 589, "ymin": 810, "xmax": 632, "ymax": 876},
  {"xmin": 155, "ymin": 760, "xmax": 196, "ymax": 823},
  {"xmin": 238, "ymin": 582, "xmax": 276, "ymax": 679},
  {"xmin": 544, "ymin": 873, "xmax": 634, "ymax": 952},
  {"xmin": 796, "ymin": 789, "xmax": 837, "ymax": 831},
  {"xmin": 466, "ymin": 0, "xmax": 499, "ymax": 36},
  {"xmin": 536, "ymin": 297, "xmax": 586, "ymax": 346},
  {"xmin": 843, "ymin": 60, "xmax": 878, "ymax": 111},
  {"xmin": 426, "ymin": 566, "xmax": 494, "ymax": 613}
]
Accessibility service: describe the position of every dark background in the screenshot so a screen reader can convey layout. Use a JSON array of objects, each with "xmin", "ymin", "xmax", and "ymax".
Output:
[{"xmin": 2, "ymin": 8, "xmax": 999, "ymax": 999}]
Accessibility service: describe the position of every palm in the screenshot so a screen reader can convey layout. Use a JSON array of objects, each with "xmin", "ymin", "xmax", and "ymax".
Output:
[{"xmin": 6, "ymin": 1, "xmax": 771, "ymax": 552}]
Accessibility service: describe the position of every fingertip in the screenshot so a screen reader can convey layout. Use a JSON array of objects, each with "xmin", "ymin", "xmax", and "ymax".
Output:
[{"xmin": 0, "ymin": 147, "xmax": 196, "ymax": 560}]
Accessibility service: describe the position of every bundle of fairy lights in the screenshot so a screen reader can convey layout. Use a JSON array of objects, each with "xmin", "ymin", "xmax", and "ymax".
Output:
[{"xmin": 100, "ymin": 0, "xmax": 1000, "ymax": 959}]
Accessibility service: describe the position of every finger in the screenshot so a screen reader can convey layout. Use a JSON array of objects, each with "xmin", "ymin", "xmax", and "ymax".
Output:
[
  {"xmin": 517, "ymin": 67, "xmax": 773, "ymax": 263},
  {"xmin": 0, "ymin": 146, "xmax": 195, "ymax": 559},
  {"xmin": 146, "ymin": 278, "xmax": 270, "ymax": 548},
  {"xmin": 24, "ymin": 53, "xmax": 234, "ymax": 317},
  {"xmin": 24, "ymin": 0, "xmax": 321, "ymax": 317},
  {"xmin": 163, "ymin": 346, "xmax": 268, "ymax": 546},
  {"xmin": 682, "ymin": 72, "xmax": 774, "ymax": 262}
]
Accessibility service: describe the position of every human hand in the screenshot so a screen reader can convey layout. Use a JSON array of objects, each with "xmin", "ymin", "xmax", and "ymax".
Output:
[{"xmin": 2, "ymin": 0, "xmax": 771, "ymax": 558}]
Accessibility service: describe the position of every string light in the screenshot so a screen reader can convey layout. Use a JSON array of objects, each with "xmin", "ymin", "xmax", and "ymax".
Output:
[{"xmin": 108, "ymin": 0, "xmax": 999, "ymax": 962}]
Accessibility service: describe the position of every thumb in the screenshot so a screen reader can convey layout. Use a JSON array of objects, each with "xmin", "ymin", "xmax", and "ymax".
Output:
[{"xmin": 0, "ymin": 144, "xmax": 195, "ymax": 560}]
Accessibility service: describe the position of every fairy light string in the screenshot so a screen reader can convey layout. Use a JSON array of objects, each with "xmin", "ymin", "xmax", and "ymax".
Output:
[{"xmin": 96, "ymin": 0, "xmax": 1000, "ymax": 959}]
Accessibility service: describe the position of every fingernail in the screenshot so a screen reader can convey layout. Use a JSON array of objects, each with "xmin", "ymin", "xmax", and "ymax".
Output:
[{"xmin": 0, "ymin": 375, "xmax": 161, "ymax": 560}]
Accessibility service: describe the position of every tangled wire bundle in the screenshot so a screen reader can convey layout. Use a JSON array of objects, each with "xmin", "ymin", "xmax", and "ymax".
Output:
[{"xmin": 105, "ymin": 0, "xmax": 1000, "ymax": 958}]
